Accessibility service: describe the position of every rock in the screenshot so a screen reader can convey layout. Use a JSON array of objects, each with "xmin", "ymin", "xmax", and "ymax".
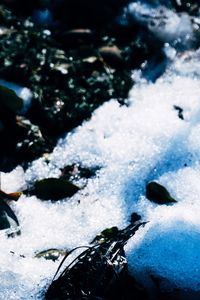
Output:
[
  {"xmin": 0, "ymin": 79, "xmax": 32, "ymax": 114},
  {"xmin": 0, "ymin": 85, "xmax": 23, "ymax": 113}
]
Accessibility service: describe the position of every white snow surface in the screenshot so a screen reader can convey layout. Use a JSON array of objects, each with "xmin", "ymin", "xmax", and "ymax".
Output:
[
  {"xmin": 2, "ymin": 50, "xmax": 200, "ymax": 298},
  {"xmin": 126, "ymin": 2, "xmax": 194, "ymax": 46}
]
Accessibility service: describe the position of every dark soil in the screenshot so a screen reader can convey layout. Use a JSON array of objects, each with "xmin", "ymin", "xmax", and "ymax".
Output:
[{"xmin": 0, "ymin": 0, "xmax": 170, "ymax": 171}]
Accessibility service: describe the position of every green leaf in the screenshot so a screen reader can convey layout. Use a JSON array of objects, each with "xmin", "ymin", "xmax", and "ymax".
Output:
[
  {"xmin": 34, "ymin": 178, "xmax": 80, "ymax": 200},
  {"xmin": 146, "ymin": 181, "xmax": 177, "ymax": 204}
]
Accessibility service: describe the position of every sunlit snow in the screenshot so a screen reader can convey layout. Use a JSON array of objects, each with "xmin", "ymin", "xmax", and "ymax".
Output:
[{"xmin": 2, "ymin": 20, "xmax": 200, "ymax": 300}]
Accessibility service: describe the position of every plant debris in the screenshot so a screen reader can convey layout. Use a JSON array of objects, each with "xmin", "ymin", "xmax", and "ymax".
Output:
[
  {"xmin": 45, "ymin": 214, "xmax": 147, "ymax": 299},
  {"xmin": 26, "ymin": 178, "xmax": 80, "ymax": 201},
  {"xmin": 174, "ymin": 105, "xmax": 184, "ymax": 120},
  {"xmin": 0, "ymin": 199, "xmax": 20, "ymax": 237},
  {"xmin": 35, "ymin": 248, "xmax": 68, "ymax": 262},
  {"xmin": 146, "ymin": 181, "xmax": 177, "ymax": 204},
  {"xmin": 0, "ymin": 190, "xmax": 22, "ymax": 201}
]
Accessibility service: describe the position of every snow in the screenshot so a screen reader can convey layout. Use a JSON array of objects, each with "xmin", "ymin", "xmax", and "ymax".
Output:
[
  {"xmin": 125, "ymin": 2, "xmax": 194, "ymax": 46},
  {"xmin": 1, "ymin": 13, "xmax": 200, "ymax": 300}
]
